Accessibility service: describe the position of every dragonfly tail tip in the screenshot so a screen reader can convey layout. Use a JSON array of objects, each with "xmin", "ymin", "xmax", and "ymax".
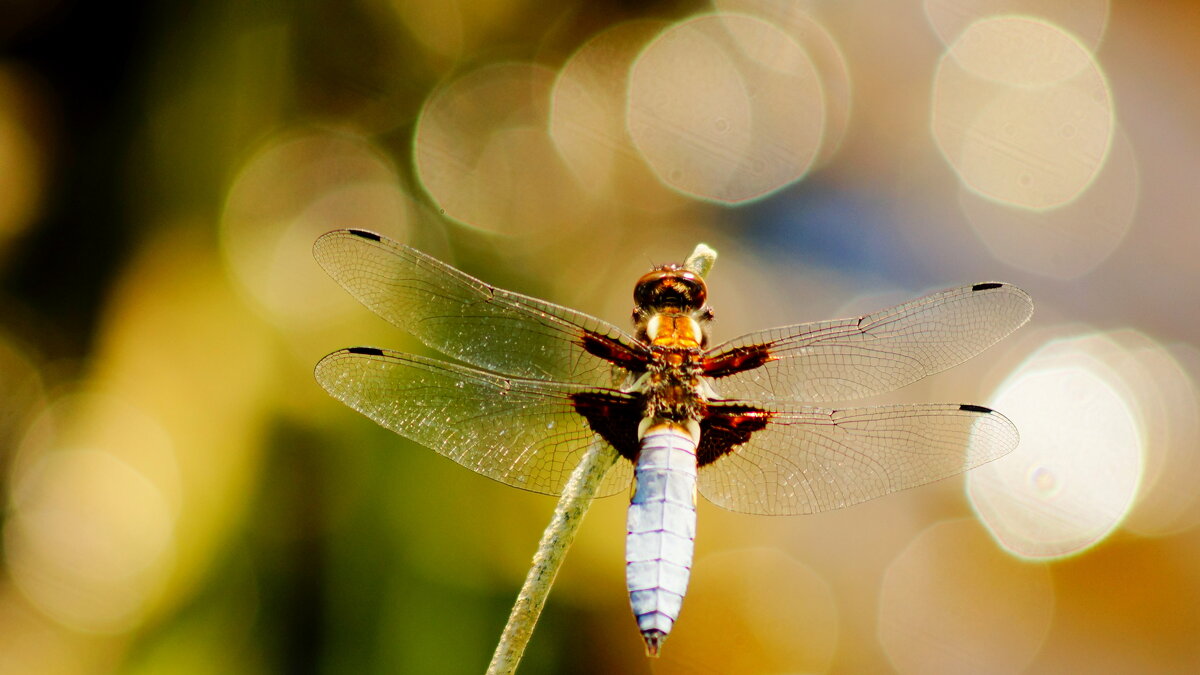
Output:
[{"xmin": 642, "ymin": 629, "xmax": 667, "ymax": 657}]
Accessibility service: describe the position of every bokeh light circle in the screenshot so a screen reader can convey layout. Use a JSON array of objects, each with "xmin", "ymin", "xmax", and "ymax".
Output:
[
  {"xmin": 924, "ymin": 0, "xmax": 1111, "ymax": 52},
  {"xmin": 969, "ymin": 332, "xmax": 1143, "ymax": 559},
  {"xmin": 712, "ymin": 0, "xmax": 852, "ymax": 168},
  {"xmin": 550, "ymin": 20, "xmax": 687, "ymax": 213},
  {"xmin": 7, "ymin": 440, "xmax": 176, "ymax": 633},
  {"xmin": 878, "ymin": 518, "xmax": 1054, "ymax": 674},
  {"xmin": 932, "ymin": 16, "xmax": 1113, "ymax": 210},
  {"xmin": 414, "ymin": 62, "xmax": 590, "ymax": 234},
  {"xmin": 1104, "ymin": 336, "xmax": 1200, "ymax": 537},
  {"xmin": 221, "ymin": 127, "xmax": 410, "ymax": 327},
  {"xmin": 628, "ymin": 13, "xmax": 826, "ymax": 204},
  {"xmin": 960, "ymin": 129, "xmax": 1137, "ymax": 279},
  {"xmin": 947, "ymin": 16, "xmax": 1094, "ymax": 85}
]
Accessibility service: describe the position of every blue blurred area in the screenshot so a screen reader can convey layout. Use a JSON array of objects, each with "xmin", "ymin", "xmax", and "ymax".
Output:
[{"xmin": 733, "ymin": 179, "xmax": 928, "ymax": 289}]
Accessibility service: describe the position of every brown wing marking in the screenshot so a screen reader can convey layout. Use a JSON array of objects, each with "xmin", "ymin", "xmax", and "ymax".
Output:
[
  {"xmin": 697, "ymin": 403, "xmax": 774, "ymax": 467},
  {"xmin": 702, "ymin": 344, "xmax": 775, "ymax": 378},
  {"xmin": 581, "ymin": 331, "xmax": 653, "ymax": 372},
  {"xmin": 571, "ymin": 391, "xmax": 644, "ymax": 462}
]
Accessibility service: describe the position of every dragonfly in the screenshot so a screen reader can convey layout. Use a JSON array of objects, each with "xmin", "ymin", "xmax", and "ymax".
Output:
[{"xmin": 313, "ymin": 229, "xmax": 1034, "ymax": 656}]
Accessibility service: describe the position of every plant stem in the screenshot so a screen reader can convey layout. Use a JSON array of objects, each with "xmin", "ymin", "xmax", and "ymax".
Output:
[{"xmin": 486, "ymin": 440, "xmax": 618, "ymax": 675}]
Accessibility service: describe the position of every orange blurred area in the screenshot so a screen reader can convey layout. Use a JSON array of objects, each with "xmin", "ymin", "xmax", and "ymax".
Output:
[{"xmin": 1, "ymin": 1, "xmax": 1199, "ymax": 673}]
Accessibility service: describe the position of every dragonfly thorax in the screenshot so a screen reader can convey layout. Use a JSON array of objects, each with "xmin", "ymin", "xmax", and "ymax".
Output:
[
  {"xmin": 637, "ymin": 346, "xmax": 708, "ymax": 425},
  {"xmin": 645, "ymin": 313, "xmax": 705, "ymax": 348}
]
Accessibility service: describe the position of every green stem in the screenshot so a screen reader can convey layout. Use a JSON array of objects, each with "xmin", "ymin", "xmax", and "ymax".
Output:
[{"xmin": 486, "ymin": 440, "xmax": 618, "ymax": 674}]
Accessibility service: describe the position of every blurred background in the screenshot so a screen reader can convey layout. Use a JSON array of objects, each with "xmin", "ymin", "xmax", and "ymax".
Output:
[{"xmin": 1, "ymin": 0, "xmax": 1198, "ymax": 672}]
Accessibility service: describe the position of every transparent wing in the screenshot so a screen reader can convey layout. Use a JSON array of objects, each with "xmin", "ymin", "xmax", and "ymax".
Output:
[
  {"xmin": 697, "ymin": 402, "xmax": 1017, "ymax": 515},
  {"xmin": 707, "ymin": 283, "xmax": 1033, "ymax": 402},
  {"xmin": 315, "ymin": 347, "xmax": 634, "ymax": 497},
  {"xmin": 314, "ymin": 229, "xmax": 640, "ymax": 386}
]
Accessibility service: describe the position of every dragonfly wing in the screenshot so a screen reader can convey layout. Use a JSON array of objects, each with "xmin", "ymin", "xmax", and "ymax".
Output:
[
  {"xmin": 315, "ymin": 347, "xmax": 635, "ymax": 497},
  {"xmin": 706, "ymin": 283, "xmax": 1033, "ymax": 402},
  {"xmin": 314, "ymin": 229, "xmax": 643, "ymax": 386},
  {"xmin": 696, "ymin": 402, "xmax": 1018, "ymax": 515}
]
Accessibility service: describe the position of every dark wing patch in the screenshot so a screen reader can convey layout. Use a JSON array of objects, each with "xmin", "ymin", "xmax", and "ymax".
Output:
[
  {"xmin": 347, "ymin": 346, "xmax": 385, "ymax": 356},
  {"xmin": 347, "ymin": 229, "xmax": 382, "ymax": 242},
  {"xmin": 701, "ymin": 344, "xmax": 774, "ymax": 379},
  {"xmin": 581, "ymin": 331, "xmax": 653, "ymax": 373},
  {"xmin": 571, "ymin": 391, "xmax": 645, "ymax": 462},
  {"xmin": 698, "ymin": 403, "xmax": 773, "ymax": 467},
  {"xmin": 959, "ymin": 403, "xmax": 993, "ymax": 413}
]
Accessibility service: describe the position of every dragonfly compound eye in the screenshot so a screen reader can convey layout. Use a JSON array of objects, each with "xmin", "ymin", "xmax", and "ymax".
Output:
[{"xmin": 634, "ymin": 267, "xmax": 708, "ymax": 312}]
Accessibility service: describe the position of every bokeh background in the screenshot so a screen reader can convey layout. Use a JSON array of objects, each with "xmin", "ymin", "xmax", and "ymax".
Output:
[{"xmin": 1, "ymin": 0, "xmax": 1198, "ymax": 673}]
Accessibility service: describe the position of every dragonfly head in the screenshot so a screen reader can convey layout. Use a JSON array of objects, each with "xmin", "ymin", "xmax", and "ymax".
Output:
[
  {"xmin": 634, "ymin": 266, "xmax": 708, "ymax": 314},
  {"xmin": 633, "ymin": 266, "xmax": 714, "ymax": 345}
]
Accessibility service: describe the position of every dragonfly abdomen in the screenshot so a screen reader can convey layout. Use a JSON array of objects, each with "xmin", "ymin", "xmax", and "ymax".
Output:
[{"xmin": 625, "ymin": 421, "xmax": 699, "ymax": 656}]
